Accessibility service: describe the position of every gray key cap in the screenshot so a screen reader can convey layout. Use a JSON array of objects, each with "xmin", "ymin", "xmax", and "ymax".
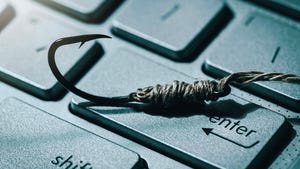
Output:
[
  {"xmin": 0, "ymin": 98, "xmax": 146, "ymax": 169},
  {"xmin": 112, "ymin": 0, "xmax": 231, "ymax": 61},
  {"xmin": 204, "ymin": 14, "xmax": 300, "ymax": 112},
  {"xmin": 70, "ymin": 49, "xmax": 293, "ymax": 169},
  {"xmin": 36, "ymin": 0, "xmax": 122, "ymax": 22},
  {"xmin": 0, "ymin": 11, "xmax": 102, "ymax": 100},
  {"xmin": 289, "ymin": 155, "xmax": 300, "ymax": 169},
  {"xmin": 0, "ymin": 0, "xmax": 14, "ymax": 30},
  {"xmin": 250, "ymin": 0, "xmax": 300, "ymax": 20}
]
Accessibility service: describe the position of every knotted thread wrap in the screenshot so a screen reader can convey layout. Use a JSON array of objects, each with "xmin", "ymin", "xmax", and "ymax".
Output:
[
  {"xmin": 127, "ymin": 71, "xmax": 300, "ymax": 107},
  {"xmin": 128, "ymin": 80, "xmax": 229, "ymax": 107}
]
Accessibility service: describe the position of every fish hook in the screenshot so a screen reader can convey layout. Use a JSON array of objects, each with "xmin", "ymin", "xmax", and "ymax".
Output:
[{"xmin": 48, "ymin": 34, "xmax": 130, "ymax": 105}]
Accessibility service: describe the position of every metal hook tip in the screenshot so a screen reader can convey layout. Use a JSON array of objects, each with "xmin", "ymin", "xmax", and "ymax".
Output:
[{"xmin": 78, "ymin": 34, "xmax": 112, "ymax": 48}]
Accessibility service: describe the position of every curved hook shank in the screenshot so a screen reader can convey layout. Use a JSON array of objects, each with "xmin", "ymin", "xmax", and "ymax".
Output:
[
  {"xmin": 48, "ymin": 34, "xmax": 128, "ymax": 104},
  {"xmin": 52, "ymin": 34, "xmax": 111, "ymax": 48}
]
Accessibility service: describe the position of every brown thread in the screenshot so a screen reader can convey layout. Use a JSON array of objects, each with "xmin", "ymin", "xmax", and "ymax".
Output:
[{"xmin": 127, "ymin": 71, "xmax": 300, "ymax": 106}]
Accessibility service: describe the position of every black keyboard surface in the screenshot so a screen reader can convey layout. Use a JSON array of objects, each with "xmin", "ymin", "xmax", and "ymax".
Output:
[{"xmin": 0, "ymin": 0, "xmax": 300, "ymax": 168}]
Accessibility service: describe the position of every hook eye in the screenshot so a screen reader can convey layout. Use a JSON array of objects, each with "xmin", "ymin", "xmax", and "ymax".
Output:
[{"xmin": 48, "ymin": 34, "xmax": 128, "ymax": 104}]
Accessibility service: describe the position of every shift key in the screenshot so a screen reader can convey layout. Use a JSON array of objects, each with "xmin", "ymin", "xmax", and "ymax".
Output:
[{"xmin": 0, "ymin": 98, "xmax": 146, "ymax": 168}]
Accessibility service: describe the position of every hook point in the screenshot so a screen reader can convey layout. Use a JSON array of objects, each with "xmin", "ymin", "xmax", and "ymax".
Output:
[
  {"xmin": 78, "ymin": 34, "xmax": 111, "ymax": 48},
  {"xmin": 79, "ymin": 41, "xmax": 85, "ymax": 48}
]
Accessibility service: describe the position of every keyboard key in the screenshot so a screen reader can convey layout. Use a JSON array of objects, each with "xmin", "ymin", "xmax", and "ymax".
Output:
[
  {"xmin": 70, "ymin": 49, "xmax": 293, "ymax": 169},
  {"xmin": 36, "ymin": 0, "xmax": 122, "ymax": 22},
  {"xmin": 112, "ymin": 0, "xmax": 231, "ymax": 61},
  {"xmin": 0, "ymin": 12, "xmax": 103, "ymax": 100},
  {"xmin": 204, "ymin": 14, "xmax": 300, "ymax": 112},
  {"xmin": 0, "ymin": 98, "xmax": 146, "ymax": 168},
  {"xmin": 250, "ymin": 0, "xmax": 300, "ymax": 20},
  {"xmin": 290, "ymin": 155, "xmax": 300, "ymax": 169},
  {"xmin": 0, "ymin": 0, "xmax": 14, "ymax": 30}
]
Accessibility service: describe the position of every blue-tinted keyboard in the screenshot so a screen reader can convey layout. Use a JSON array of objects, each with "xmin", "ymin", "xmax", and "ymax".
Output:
[{"xmin": 0, "ymin": 0, "xmax": 299, "ymax": 168}]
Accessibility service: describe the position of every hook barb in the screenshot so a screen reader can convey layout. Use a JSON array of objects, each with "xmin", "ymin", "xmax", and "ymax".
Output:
[{"xmin": 48, "ymin": 34, "xmax": 129, "ymax": 105}]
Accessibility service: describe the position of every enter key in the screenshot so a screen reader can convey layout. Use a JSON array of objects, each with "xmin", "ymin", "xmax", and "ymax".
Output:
[
  {"xmin": 202, "ymin": 105, "xmax": 294, "ymax": 169},
  {"xmin": 71, "ymin": 50, "xmax": 295, "ymax": 168}
]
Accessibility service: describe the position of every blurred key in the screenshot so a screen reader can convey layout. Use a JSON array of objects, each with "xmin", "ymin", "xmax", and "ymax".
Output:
[
  {"xmin": 0, "ymin": 12, "xmax": 103, "ymax": 100},
  {"xmin": 0, "ymin": 0, "xmax": 15, "ymax": 31},
  {"xmin": 36, "ymin": 0, "xmax": 122, "ymax": 22},
  {"xmin": 250, "ymin": 0, "xmax": 300, "ymax": 20},
  {"xmin": 112, "ymin": 0, "xmax": 231, "ymax": 61},
  {"xmin": 289, "ymin": 155, "xmax": 300, "ymax": 169},
  {"xmin": 0, "ymin": 98, "xmax": 146, "ymax": 168},
  {"xmin": 70, "ymin": 49, "xmax": 293, "ymax": 169},
  {"xmin": 204, "ymin": 14, "xmax": 300, "ymax": 112}
]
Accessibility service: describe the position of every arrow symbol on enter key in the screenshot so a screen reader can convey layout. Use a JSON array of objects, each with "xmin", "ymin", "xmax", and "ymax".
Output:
[{"xmin": 202, "ymin": 128, "xmax": 259, "ymax": 149}]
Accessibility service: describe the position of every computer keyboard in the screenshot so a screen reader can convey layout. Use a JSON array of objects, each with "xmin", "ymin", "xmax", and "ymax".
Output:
[
  {"xmin": 0, "ymin": 9, "xmax": 103, "ymax": 99},
  {"xmin": 111, "ymin": 0, "xmax": 231, "ymax": 61},
  {"xmin": 0, "ymin": 98, "xmax": 146, "ymax": 169},
  {"xmin": 0, "ymin": 0, "xmax": 299, "ymax": 168},
  {"xmin": 203, "ymin": 13, "xmax": 300, "ymax": 112}
]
